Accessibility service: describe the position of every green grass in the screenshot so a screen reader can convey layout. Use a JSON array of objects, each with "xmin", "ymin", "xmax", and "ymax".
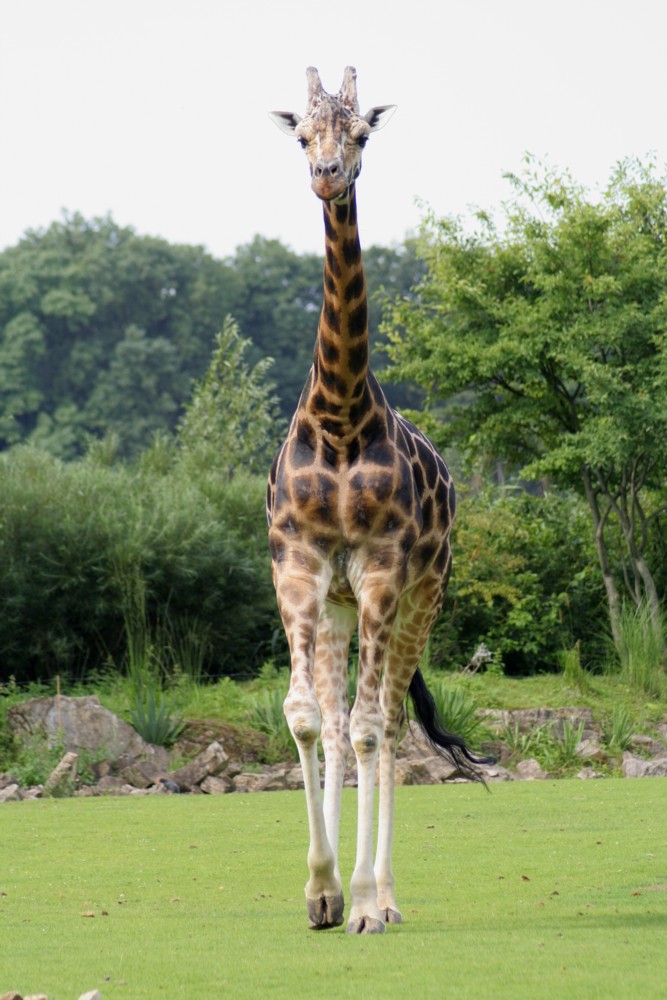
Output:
[{"xmin": 2, "ymin": 781, "xmax": 666, "ymax": 999}]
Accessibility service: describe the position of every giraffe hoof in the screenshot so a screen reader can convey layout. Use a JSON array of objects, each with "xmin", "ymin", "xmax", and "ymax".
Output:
[
  {"xmin": 346, "ymin": 916, "xmax": 385, "ymax": 934},
  {"xmin": 384, "ymin": 907, "xmax": 402, "ymax": 924},
  {"xmin": 307, "ymin": 892, "xmax": 345, "ymax": 929}
]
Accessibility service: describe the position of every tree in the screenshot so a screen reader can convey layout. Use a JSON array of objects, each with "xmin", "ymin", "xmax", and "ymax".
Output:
[
  {"xmin": 177, "ymin": 316, "xmax": 285, "ymax": 478},
  {"xmin": 384, "ymin": 158, "xmax": 667, "ymax": 646},
  {"xmin": 0, "ymin": 212, "xmax": 241, "ymax": 458}
]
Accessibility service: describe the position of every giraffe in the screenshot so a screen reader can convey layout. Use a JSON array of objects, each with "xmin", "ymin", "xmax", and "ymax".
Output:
[{"xmin": 267, "ymin": 67, "xmax": 492, "ymax": 935}]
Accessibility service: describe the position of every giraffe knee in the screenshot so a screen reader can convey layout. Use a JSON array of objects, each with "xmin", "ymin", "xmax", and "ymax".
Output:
[
  {"xmin": 350, "ymin": 714, "xmax": 383, "ymax": 759},
  {"xmin": 284, "ymin": 694, "xmax": 321, "ymax": 747}
]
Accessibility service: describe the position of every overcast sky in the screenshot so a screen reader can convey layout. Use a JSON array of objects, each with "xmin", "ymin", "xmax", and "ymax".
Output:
[{"xmin": 1, "ymin": 0, "xmax": 666, "ymax": 260}]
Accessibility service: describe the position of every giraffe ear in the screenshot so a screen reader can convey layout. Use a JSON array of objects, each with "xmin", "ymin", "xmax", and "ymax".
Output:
[
  {"xmin": 269, "ymin": 111, "xmax": 303, "ymax": 135},
  {"xmin": 364, "ymin": 105, "xmax": 397, "ymax": 132}
]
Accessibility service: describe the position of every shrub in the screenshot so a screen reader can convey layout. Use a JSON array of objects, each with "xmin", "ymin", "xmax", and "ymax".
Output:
[
  {"xmin": 429, "ymin": 486, "xmax": 605, "ymax": 675},
  {"xmin": 0, "ymin": 447, "xmax": 279, "ymax": 683}
]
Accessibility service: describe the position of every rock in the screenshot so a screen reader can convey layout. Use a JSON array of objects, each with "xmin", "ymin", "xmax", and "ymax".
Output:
[
  {"xmin": 255, "ymin": 769, "xmax": 288, "ymax": 792},
  {"xmin": 622, "ymin": 752, "xmax": 651, "ymax": 778},
  {"xmin": 577, "ymin": 768, "xmax": 605, "ymax": 780},
  {"xmin": 575, "ymin": 739, "xmax": 609, "ymax": 763},
  {"xmin": 25, "ymin": 995, "xmax": 49, "ymax": 1000},
  {"xmin": 0, "ymin": 991, "xmax": 23, "ymax": 999},
  {"xmin": 118, "ymin": 758, "xmax": 167, "ymax": 789},
  {"xmin": 200, "ymin": 775, "xmax": 232, "ymax": 795},
  {"xmin": 21, "ymin": 786, "xmax": 44, "ymax": 800},
  {"xmin": 409, "ymin": 756, "xmax": 461, "ymax": 784},
  {"xmin": 629, "ymin": 734, "xmax": 665, "ymax": 756},
  {"xmin": 620, "ymin": 752, "xmax": 667, "ymax": 777},
  {"xmin": 96, "ymin": 775, "xmax": 136, "ymax": 795},
  {"xmin": 168, "ymin": 741, "xmax": 228, "ymax": 791},
  {"xmin": 0, "ymin": 784, "xmax": 23, "ymax": 802},
  {"xmin": 483, "ymin": 765, "xmax": 514, "ymax": 782},
  {"xmin": 0, "ymin": 773, "xmax": 20, "ymax": 790},
  {"xmin": 515, "ymin": 758, "xmax": 549, "ymax": 780},
  {"xmin": 393, "ymin": 760, "xmax": 416, "ymax": 785},
  {"xmin": 78, "ymin": 991, "xmax": 103, "ymax": 1000},
  {"xmin": 8, "ymin": 695, "xmax": 153, "ymax": 759},
  {"xmin": 646, "ymin": 753, "xmax": 667, "ymax": 777},
  {"xmin": 285, "ymin": 765, "xmax": 305, "ymax": 790},
  {"xmin": 232, "ymin": 773, "xmax": 263, "ymax": 793},
  {"xmin": 398, "ymin": 725, "xmax": 435, "ymax": 760},
  {"xmin": 43, "ymin": 752, "xmax": 78, "ymax": 796}
]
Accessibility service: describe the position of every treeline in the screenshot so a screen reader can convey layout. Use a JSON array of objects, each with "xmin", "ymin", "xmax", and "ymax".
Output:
[{"xmin": 0, "ymin": 212, "xmax": 422, "ymax": 459}]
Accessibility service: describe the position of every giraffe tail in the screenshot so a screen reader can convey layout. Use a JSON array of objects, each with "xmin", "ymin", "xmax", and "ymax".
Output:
[{"xmin": 407, "ymin": 668, "xmax": 496, "ymax": 786}]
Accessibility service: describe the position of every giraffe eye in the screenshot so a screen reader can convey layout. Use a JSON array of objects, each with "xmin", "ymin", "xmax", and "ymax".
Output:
[
  {"xmin": 298, "ymin": 137, "xmax": 309, "ymax": 149},
  {"xmin": 357, "ymin": 136, "xmax": 368, "ymax": 148}
]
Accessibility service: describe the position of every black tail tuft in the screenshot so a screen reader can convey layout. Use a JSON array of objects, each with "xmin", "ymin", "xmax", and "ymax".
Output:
[{"xmin": 407, "ymin": 668, "xmax": 496, "ymax": 787}]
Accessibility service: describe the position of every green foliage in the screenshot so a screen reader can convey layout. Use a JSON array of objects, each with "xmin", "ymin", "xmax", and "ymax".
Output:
[
  {"xmin": 602, "ymin": 705, "xmax": 636, "ymax": 754},
  {"xmin": 177, "ymin": 315, "xmax": 284, "ymax": 476},
  {"xmin": 502, "ymin": 718, "xmax": 585, "ymax": 775},
  {"xmin": 129, "ymin": 685, "xmax": 185, "ymax": 748},
  {"xmin": 423, "ymin": 679, "xmax": 486, "ymax": 746},
  {"xmin": 538, "ymin": 719, "xmax": 586, "ymax": 774},
  {"xmin": 0, "ymin": 446, "xmax": 279, "ymax": 682},
  {"xmin": 558, "ymin": 641, "xmax": 590, "ymax": 692},
  {"xmin": 613, "ymin": 601, "xmax": 666, "ymax": 698},
  {"xmin": 246, "ymin": 686, "xmax": 296, "ymax": 763},
  {"xmin": 0, "ymin": 212, "xmax": 241, "ymax": 458},
  {"xmin": 0, "ymin": 215, "xmax": 426, "ymax": 458},
  {"xmin": 430, "ymin": 486, "xmax": 604, "ymax": 674},
  {"xmin": 384, "ymin": 157, "xmax": 667, "ymax": 646}
]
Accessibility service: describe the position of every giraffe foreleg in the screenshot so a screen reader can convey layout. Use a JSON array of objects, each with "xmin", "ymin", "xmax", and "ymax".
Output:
[
  {"xmin": 275, "ymin": 560, "xmax": 343, "ymax": 929},
  {"xmin": 374, "ymin": 582, "xmax": 443, "ymax": 925},
  {"xmin": 347, "ymin": 694, "xmax": 385, "ymax": 934},
  {"xmin": 314, "ymin": 603, "xmax": 356, "ymax": 887},
  {"xmin": 375, "ymin": 710, "xmax": 403, "ymax": 925},
  {"xmin": 345, "ymin": 575, "xmax": 402, "ymax": 934}
]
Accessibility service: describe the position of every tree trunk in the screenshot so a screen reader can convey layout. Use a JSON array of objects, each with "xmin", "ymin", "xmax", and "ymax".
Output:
[{"xmin": 581, "ymin": 467, "xmax": 622, "ymax": 647}]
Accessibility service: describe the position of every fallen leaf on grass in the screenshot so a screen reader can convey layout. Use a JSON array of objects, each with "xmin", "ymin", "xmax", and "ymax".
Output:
[{"xmin": 81, "ymin": 911, "xmax": 95, "ymax": 918}]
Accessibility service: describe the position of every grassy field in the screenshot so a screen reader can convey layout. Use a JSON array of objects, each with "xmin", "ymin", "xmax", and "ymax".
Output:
[{"xmin": 2, "ymin": 779, "xmax": 666, "ymax": 999}]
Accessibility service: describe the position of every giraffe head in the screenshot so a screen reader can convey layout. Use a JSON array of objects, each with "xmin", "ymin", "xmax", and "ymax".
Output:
[{"xmin": 270, "ymin": 67, "xmax": 396, "ymax": 202}]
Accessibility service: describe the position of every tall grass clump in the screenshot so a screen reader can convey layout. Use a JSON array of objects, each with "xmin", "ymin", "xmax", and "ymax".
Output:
[
  {"xmin": 602, "ymin": 705, "xmax": 636, "ymax": 754},
  {"xmin": 247, "ymin": 687, "xmax": 296, "ymax": 762},
  {"xmin": 424, "ymin": 679, "xmax": 486, "ymax": 747},
  {"xmin": 614, "ymin": 601, "xmax": 666, "ymax": 698},
  {"xmin": 558, "ymin": 640, "xmax": 590, "ymax": 692}
]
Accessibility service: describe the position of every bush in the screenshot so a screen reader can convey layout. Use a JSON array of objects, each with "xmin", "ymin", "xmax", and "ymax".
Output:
[
  {"xmin": 429, "ymin": 486, "xmax": 605, "ymax": 675},
  {"xmin": 0, "ymin": 446, "xmax": 280, "ymax": 683}
]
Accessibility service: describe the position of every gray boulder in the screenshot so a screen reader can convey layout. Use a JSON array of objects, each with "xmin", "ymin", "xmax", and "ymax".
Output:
[{"xmin": 8, "ymin": 696, "xmax": 160, "ymax": 760}]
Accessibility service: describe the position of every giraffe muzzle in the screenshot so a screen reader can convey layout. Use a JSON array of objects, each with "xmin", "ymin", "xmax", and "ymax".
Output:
[{"xmin": 311, "ymin": 157, "xmax": 349, "ymax": 201}]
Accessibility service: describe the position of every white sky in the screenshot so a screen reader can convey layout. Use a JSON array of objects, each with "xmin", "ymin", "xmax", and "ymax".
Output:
[{"xmin": 1, "ymin": 0, "xmax": 666, "ymax": 259}]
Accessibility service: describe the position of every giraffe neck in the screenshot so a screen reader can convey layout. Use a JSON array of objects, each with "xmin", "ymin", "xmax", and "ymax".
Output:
[{"xmin": 305, "ymin": 185, "xmax": 372, "ymax": 435}]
